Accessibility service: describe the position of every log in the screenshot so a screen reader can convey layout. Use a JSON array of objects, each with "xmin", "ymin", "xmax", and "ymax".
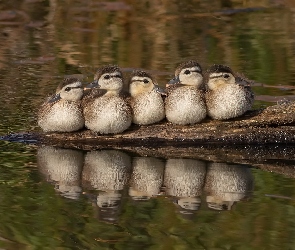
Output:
[
  {"xmin": 37, "ymin": 101, "xmax": 295, "ymax": 147},
  {"xmin": 1, "ymin": 101, "xmax": 294, "ymax": 178}
]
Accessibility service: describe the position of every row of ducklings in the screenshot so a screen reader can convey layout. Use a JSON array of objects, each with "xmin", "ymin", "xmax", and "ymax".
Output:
[{"xmin": 38, "ymin": 60, "xmax": 254, "ymax": 134}]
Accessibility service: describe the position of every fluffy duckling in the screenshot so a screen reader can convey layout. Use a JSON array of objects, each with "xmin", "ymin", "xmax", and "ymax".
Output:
[
  {"xmin": 165, "ymin": 60, "xmax": 207, "ymax": 125},
  {"xmin": 83, "ymin": 65, "xmax": 132, "ymax": 134},
  {"xmin": 129, "ymin": 70, "xmax": 165, "ymax": 125},
  {"xmin": 38, "ymin": 78, "xmax": 84, "ymax": 132},
  {"xmin": 205, "ymin": 64, "xmax": 254, "ymax": 120}
]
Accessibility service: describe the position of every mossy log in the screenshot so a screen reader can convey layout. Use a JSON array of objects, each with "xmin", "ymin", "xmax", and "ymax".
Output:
[{"xmin": 38, "ymin": 101, "xmax": 295, "ymax": 147}]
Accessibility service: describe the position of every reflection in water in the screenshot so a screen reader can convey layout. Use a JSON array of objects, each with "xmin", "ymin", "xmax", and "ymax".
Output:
[
  {"xmin": 204, "ymin": 163, "xmax": 254, "ymax": 210},
  {"xmin": 164, "ymin": 159, "xmax": 206, "ymax": 215},
  {"xmin": 82, "ymin": 150, "xmax": 131, "ymax": 223},
  {"xmin": 37, "ymin": 146, "xmax": 83, "ymax": 199},
  {"xmin": 129, "ymin": 157, "xmax": 165, "ymax": 200},
  {"xmin": 37, "ymin": 146, "xmax": 254, "ymax": 221}
]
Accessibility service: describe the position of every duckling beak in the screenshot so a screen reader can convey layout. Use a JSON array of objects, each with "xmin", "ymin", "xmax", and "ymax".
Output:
[
  {"xmin": 48, "ymin": 93, "xmax": 61, "ymax": 103},
  {"xmin": 166, "ymin": 75, "xmax": 180, "ymax": 87},
  {"xmin": 153, "ymin": 85, "xmax": 167, "ymax": 96},
  {"xmin": 84, "ymin": 80, "xmax": 100, "ymax": 90}
]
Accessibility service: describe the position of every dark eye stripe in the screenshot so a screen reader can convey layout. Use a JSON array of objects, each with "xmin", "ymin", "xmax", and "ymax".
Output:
[
  {"xmin": 131, "ymin": 79, "xmax": 150, "ymax": 83},
  {"xmin": 184, "ymin": 69, "xmax": 201, "ymax": 74},
  {"xmin": 209, "ymin": 73, "xmax": 232, "ymax": 79},
  {"xmin": 104, "ymin": 74, "xmax": 122, "ymax": 79},
  {"xmin": 64, "ymin": 86, "xmax": 81, "ymax": 91}
]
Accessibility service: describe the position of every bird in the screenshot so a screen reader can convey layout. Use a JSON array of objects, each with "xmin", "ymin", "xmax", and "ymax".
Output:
[
  {"xmin": 205, "ymin": 64, "xmax": 254, "ymax": 120},
  {"xmin": 82, "ymin": 65, "xmax": 132, "ymax": 134},
  {"xmin": 37, "ymin": 78, "xmax": 84, "ymax": 132},
  {"xmin": 129, "ymin": 70, "xmax": 165, "ymax": 125},
  {"xmin": 165, "ymin": 60, "xmax": 207, "ymax": 125}
]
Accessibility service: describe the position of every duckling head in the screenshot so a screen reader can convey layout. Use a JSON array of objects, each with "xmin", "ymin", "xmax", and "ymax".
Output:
[
  {"xmin": 129, "ymin": 70, "xmax": 157, "ymax": 97},
  {"xmin": 49, "ymin": 78, "xmax": 83, "ymax": 103},
  {"xmin": 168, "ymin": 60, "xmax": 203, "ymax": 88},
  {"xmin": 206, "ymin": 64, "xmax": 236, "ymax": 90},
  {"xmin": 86, "ymin": 65, "xmax": 123, "ymax": 95}
]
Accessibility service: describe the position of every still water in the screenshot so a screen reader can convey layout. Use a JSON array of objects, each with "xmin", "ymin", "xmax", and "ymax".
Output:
[{"xmin": 0, "ymin": 0, "xmax": 295, "ymax": 249}]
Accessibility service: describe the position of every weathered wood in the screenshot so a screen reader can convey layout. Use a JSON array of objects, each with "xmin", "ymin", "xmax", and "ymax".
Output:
[{"xmin": 37, "ymin": 101, "xmax": 295, "ymax": 147}]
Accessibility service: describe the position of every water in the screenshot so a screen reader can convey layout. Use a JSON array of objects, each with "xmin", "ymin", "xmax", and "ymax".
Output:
[{"xmin": 0, "ymin": 0, "xmax": 295, "ymax": 249}]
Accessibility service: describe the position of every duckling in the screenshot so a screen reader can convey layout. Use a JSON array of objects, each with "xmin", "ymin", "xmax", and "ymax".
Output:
[
  {"xmin": 38, "ymin": 78, "xmax": 84, "ymax": 132},
  {"xmin": 165, "ymin": 60, "xmax": 207, "ymax": 125},
  {"xmin": 83, "ymin": 65, "xmax": 132, "ymax": 134},
  {"xmin": 129, "ymin": 70, "xmax": 165, "ymax": 125},
  {"xmin": 205, "ymin": 64, "xmax": 254, "ymax": 120}
]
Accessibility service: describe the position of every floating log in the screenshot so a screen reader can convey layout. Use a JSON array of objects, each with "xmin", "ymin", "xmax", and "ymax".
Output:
[{"xmin": 37, "ymin": 101, "xmax": 295, "ymax": 147}]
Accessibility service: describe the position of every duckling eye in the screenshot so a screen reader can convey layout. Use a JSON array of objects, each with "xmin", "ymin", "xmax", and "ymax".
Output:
[
  {"xmin": 104, "ymin": 74, "xmax": 110, "ymax": 79},
  {"xmin": 65, "ymin": 87, "xmax": 71, "ymax": 92},
  {"xmin": 143, "ymin": 78, "xmax": 149, "ymax": 84},
  {"xmin": 224, "ymin": 74, "xmax": 230, "ymax": 79},
  {"xmin": 184, "ymin": 70, "xmax": 191, "ymax": 75}
]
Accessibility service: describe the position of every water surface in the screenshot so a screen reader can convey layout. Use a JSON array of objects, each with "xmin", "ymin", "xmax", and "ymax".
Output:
[{"xmin": 0, "ymin": 0, "xmax": 295, "ymax": 249}]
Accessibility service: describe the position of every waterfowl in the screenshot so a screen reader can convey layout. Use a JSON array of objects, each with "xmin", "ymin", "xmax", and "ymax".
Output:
[
  {"xmin": 205, "ymin": 64, "xmax": 254, "ymax": 120},
  {"xmin": 83, "ymin": 65, "xmax": 132, "ymax": 134},
  {"xmin": 165, "ymin": 60, "xmax": 207, "ymax": 125},
  {"xmin": 38, "ymin": 78, "xmax": 84, "ymax": 132},
  {"xmin": 129, "ymin": 70, "xmax": 165, "ymax": 125}
]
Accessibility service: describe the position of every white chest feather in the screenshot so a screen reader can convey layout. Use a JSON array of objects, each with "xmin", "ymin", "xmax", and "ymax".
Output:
[
  {"xmin": 206, "ymin": 85, "xmax": 253, "ymax": 120},
  {"xmin": 132, "ymin": 91, "xmax": 165, "ymax": 125},
  {"xmin": 84, "ymin": 96, "xmax": 132, "ymax": 134},
  {"xmin": 165, "ymin": 87, "xmax": 206, "ymax": 125},
  {"xmin": 38, "ymin": 100, "xmax": 84, "ymax": 132}
]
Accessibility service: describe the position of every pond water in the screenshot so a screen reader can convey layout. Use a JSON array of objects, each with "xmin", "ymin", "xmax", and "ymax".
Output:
[{"xmin": 0, "ymin": 0, "xmax": 295, "ymax": 249}]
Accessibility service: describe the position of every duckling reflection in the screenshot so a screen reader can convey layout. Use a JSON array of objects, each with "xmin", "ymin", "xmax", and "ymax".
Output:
[
  {"xmin": 164, "ymin": 159, "xmax": 206, "ymax": 214},
  {"xmin": 82, "ymin": 150, "xmax": 131, "ymax": 223},
  {"xmin": 129, "ymin": 157, "xmax": 165, "ymax": 200},
  {"xmin": 37, "ymin": 146, "xmax": 83, "ymax": 200},
  {"xmin": 204, "ymin": 163, "xmax": 254, "ymax": 211}
]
